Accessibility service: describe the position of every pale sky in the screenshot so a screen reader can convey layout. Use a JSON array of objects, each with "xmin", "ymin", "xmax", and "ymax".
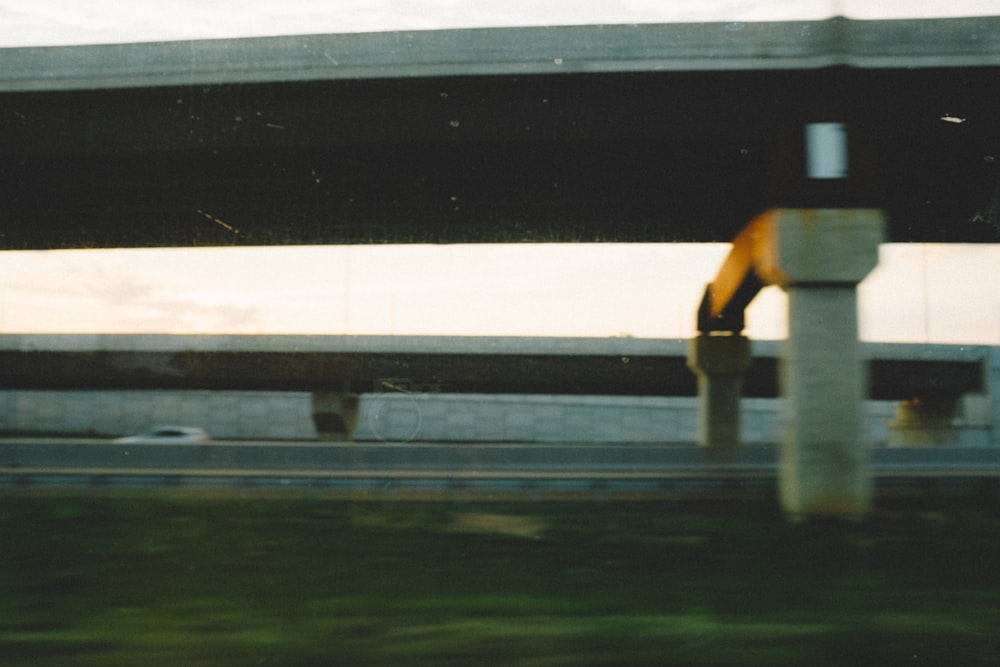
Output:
[
  {"xmin": 1, "ymin": 244, "xmax": 998, "ymax": 344},
  {"xmin": 1, "ymin": 2, "xmax": 998, "ymax": 344}
]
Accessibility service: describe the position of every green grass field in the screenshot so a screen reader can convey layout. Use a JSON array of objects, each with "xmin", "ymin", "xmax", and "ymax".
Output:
[{"xmin": 2, "ymin": 490, "xmax": 998, "ymax": 666}]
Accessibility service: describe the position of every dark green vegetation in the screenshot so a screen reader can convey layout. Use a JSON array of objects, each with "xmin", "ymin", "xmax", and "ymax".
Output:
[{"xmin": 2, "ymin": 491, "xmax": 999, "ymax": 666}]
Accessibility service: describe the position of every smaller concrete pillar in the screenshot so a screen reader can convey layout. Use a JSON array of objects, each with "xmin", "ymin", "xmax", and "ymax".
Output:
[
  {"xmin": 886, "ymin": 397, "xmax": 958, "ymax": 447},
  {"xmin": 311, "ymin": 392, "xmax": 360, "ymax": 441},
  {"xmin": 686, "ymin": 334, "xmax": 751, "ymax": 449}
]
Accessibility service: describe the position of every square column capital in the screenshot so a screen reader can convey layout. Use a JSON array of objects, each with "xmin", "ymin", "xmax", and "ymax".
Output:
[
  {"xmin": 755, "ymin": 209, "xmax": 885, "ymax": 287},
  {"xmin": 686, "ymin": 334, "xmax": 751, "ymax": 376}
]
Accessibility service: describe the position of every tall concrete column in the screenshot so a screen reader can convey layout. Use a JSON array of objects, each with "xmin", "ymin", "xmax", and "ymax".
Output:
[
  {"xmin": 781, "ymin": 286, "xmax": 871, "ymax": 518},
  {"xmin": 757, "ymin": 209, "xmax": 885, "ymax": 520},
  {"xmin": 686, "ymin": 334, "xmax": 751, "ymax": 449}
]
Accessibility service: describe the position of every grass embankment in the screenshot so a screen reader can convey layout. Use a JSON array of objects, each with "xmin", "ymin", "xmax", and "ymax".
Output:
[{"xmin": 2, "ymin": 491, "xmax": 998, "ymax": 666}]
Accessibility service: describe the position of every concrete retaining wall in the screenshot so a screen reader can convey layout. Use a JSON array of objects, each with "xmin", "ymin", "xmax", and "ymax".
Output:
[
  {"xmin": 0, "ymin": 389, "xmax": 904, "ymax": 444},
  {"xmin": 0, "ymin": 390, "xmax": 318, "ymax": 440},
  {"xmin": 354, "ymin": 392, "xmax": 898, "ymax": 444}
]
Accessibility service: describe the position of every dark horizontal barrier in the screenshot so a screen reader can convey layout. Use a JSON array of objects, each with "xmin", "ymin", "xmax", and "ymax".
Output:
[
  {"xmin": 2, "ymin": 465, "xmax": 998, "ymax": 503},
  {"xmin": 0, "ymin": 347, "xmax": 985, "ymax": 399}
]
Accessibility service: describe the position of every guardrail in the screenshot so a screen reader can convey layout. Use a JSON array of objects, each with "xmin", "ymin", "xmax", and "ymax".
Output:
[{"xmin": 2, "ymin": 465, "xmax": 997, "ymax": 502}]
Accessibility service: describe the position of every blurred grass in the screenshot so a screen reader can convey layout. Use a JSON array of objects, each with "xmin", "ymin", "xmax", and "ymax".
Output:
[{"xmin": 1, "ymin": 491, "xmax": 998, "ymax": 666}]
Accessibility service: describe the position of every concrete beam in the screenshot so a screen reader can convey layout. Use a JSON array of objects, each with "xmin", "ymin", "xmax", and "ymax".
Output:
[
  {"xmin": 5, "ymin": 18, "xmax": 1000, "ymax": 93},
  {"xmin": 0, "ymin": 335, "xmax": 985, "ymax": 402}
]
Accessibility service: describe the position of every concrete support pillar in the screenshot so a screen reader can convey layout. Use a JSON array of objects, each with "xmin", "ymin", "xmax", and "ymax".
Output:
[
  {"xmin": 311, "ymin": 392, "xmax": 360, "ymax": 441},
  {"xmin": 686, "ymin": 334, "xmax": 751, "ymax": 449},
  {"xmin": 781, "ymin": 286, "xmax": 871, "ymax": 518},
  {"xmin": 759, "ymin": 209, "xmax": 885, "ymax": 520}
]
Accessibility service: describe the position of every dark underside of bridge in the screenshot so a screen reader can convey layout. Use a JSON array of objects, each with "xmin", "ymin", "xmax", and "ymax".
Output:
[
  {"xmin": 2, "ymin": 66, "xmax": 1000, "ymax": 248},
  {"xmin": 0, "ymin": 349, "xmax": 983, "ymax": 401}
]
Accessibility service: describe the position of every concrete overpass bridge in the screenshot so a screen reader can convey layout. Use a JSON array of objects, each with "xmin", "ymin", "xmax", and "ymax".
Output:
[
  {"xmin": 0, "ymin": 333, "xmax": 986, "ymax": 399},
  {"xmin": 3, "ymin": 15, "xmax": 1000, "ymax": 518},
  {"xmin": 0, "ymin": 334, "xmax": 994, "ymax": 446},
  {"xmin": 2, "ymin": 16, "xmax": 1000, "ymax": 249}
]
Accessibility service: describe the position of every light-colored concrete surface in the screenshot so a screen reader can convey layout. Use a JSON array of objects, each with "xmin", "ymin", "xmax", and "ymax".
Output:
[
  {"xmin": 687, "ymin": 334, "xmax": 752, "ymax": 449},
  {"xmin": 771, "ymin": 209, "xmax": 884, "ymax": 519},
  {"xmin": 0, "ymin": 335, "xmax": 994, "ymax": 447},
  {"xmin": 2, "ymin": 332, "xmax": 992, "ymax": 362},
  {"xmin": 0, "ymin": 333, "xmax": 684, "ymax": 356},
  {"xmin": 0, "ymin": 388, "xmax": 903, "ymax": 445},
  {"xmin": 5, "ymin": 18, "xmax": 1000, "ymax": 93}
]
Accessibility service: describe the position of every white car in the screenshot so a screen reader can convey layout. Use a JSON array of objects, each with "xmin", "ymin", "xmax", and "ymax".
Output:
[{"xmin": 113, "ymin": 426, "xmax": 210, "ymax": 444}]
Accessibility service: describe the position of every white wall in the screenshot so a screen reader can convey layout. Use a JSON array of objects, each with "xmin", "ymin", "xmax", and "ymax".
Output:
[
  {"xmin": 0, "ymin": 390, "xmax": 318, "ymax": 440},
  {"xmin": 353, "ymin": 392, "xmax": 897, "ymax": 444},
  {"xmin": 0, "ymin": 389, "xmax": 904, "ymax": 444}
]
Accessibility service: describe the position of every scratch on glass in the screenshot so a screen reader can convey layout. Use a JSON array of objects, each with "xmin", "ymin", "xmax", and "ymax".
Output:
[{"xmin": 197, "ymin": 209, "xmax": 240, "ymax": 234}]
